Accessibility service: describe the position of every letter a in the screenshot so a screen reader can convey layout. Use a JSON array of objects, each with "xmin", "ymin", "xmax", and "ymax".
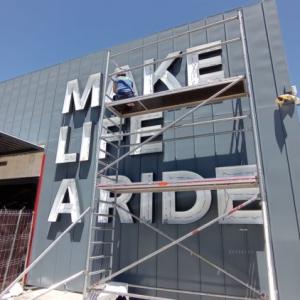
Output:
[{"xmin": 48, "ymin": 179, "xmax": 81, "ymax": 223}]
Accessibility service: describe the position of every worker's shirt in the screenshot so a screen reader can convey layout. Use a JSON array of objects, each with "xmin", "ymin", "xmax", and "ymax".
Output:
[{"xmin": 113, "ymin": 76, "xmax": 133, "ymax": 94}]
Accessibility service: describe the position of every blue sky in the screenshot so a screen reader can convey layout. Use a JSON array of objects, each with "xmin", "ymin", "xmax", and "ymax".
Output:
[{"xmin": 0, "ymin": 0, "xmax": 299, "ymax": 90}]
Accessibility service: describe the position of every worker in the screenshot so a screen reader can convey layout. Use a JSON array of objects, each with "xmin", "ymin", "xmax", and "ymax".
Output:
[{"xmin": 112, "ymin": 72, "xmax": 135, "ymax": 101}]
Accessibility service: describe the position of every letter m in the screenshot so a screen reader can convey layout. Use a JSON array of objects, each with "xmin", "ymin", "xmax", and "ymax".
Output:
[{"xmin": 62, "ymin": 73, "xmax": 101, "ymax": 113}]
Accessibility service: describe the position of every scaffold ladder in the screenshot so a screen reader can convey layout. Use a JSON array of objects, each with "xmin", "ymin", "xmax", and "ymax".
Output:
[{"xmin": 83, "ymin": 52, "xmax": 124, "ymax": 291}]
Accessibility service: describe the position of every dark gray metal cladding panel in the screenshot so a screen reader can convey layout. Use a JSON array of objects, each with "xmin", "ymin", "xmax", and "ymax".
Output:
[
  {"xmin": 11, "ymin": 74, "xmax": 31, "ymax": 137},
  {"xmin": 111, "ymin": 44, "xmax": 136, "ymax": 284},
  {"xmin": 52, "ymin": 131, "xmax": 79, "ymax": 289},
  {"xmin": 27, "ymin": 55, "xmax": 101, "ymax": 291},
  {"xmin": 245, "ymin": 3, "xmax": 299, "ymax": 229},
  {"xmin": 48, "ymin": 62, "xmax": 72, "ymax": 142},
  {"xmin": 188, "ymin": 12, "xmax": 208, "ymax": 133},
  {"xmin": 262, "ymin": 0, "xmax": 290, "ymax": 95},
  {"xmin": 62, "ymin": 143, "xmax": 87, "ymax": 290},
  {"xmin": 173, "ymin": 24, "xmax": 202, "ymax": 300},
  {"xmin": 243, "ymin": 2, "xmax": 300, "ymax": 299},
  {"xmin": 110, "ymin": 42, "xmax": 130, "ymax": 73},
  {"xmin": 31, "ymin": 69, "xmax": 49, "ymax": 142},
  {"xmin": 41, "ymin": 156, "xmax": 70, "ymax": 288},
  {"xmin": 133, "ymin": 36, "xmax": 160, "ymax": 298},
  {"xmin": 222, "ymin": 226, "xmax": 250, "ymax": 298},
  {"xmin": 106, "ymin": 41, "xmax": 135, "ymax": 279},
  {"xmin": 189, "ymin": 19, "xmax": 214, "ymax": 138},
  {"xmin": 173, "ymin": 25, "xmax": 194, "ymax": 162},
  {"xmin": 78, "ymin": 53, "xmax": 96, "ymax": 77},
  {"xmin": 27, "ymin": 69, "xmax": 49, "ymax": 143},
  {"xmin": 190, "ymin": 15, "xmax": 225, "ymax": 300},
  {"xmin": 112, "ymin": 40, "xmax": 140, "ymax": 287},
  {"xmin": 105, "ymin": 43, "xmax": 130, "ymax": 282},
  {"xmin": 224, "ymin": 11, "xmax": 256, "ymax": 166},
  {"xmin": 256, "ymin": 106, "xmax": 300, "ymax": 298},
  {"xmin": 163, "ymin": 111, "xmax": 175, "ymax": 163},
  {"xmin": 118, "ymin": 148, "xmax": 141, "ymax": 284},
  {"xmin": 158, "ymin": 134, "xmax": 177, "ymax": 298},
  {"xmin": 198, "ymin": 204, "xmax": 225, "ymax": 300},
  {"xmin": 173, "ymin": 24, "xmax": 189, "ymax": 87},
  {"xmin": 188, "ymin": 18, "xmax": 224, "ymax": 299},
  {"xmin": 19, "ymin": 72, "xmax": 40, "ymax": 141},
  {"xmin": 176, "ymin": 159, "xmax": 202, "ymax": 300},
  {"xmin": 189, "ymin": 18, "xmax": 216, "ymax": 175},
  {"xmin": 177, "ymin": 232, "xmax": 201, "ymax": 300},
  {"xmin": 207, "ymin": 13, "xmax": 235, "ymax": 165},
  {"xmin": 189, "ymin": 18, "xmax": 208, "ymax": 48},
  {"xmin": 53, "ymin": 60, "xmax": 99, "ymax": 290},
  {"xmin": 224, "ymin": 12, "xmax": 246, "ymax": 79},
  {"xmin": 37, "ymin": 66, "xmax": 60, "ymax": 145},
  {"xmin": 130, "ymin": 38, "xmax": 157, "ymax": 295},
  {"xmin": 278, "ymin": 108, "xmax": 300, "ymax": 231},
  {"xmin": 189, "ymin": 17, "xmax": 215, "ymax": 145},
  {"xmin": 243, "ymin": 4, "xmax": 277, "ymax": 109},
  {"xmin": 271, "ymin": 241, "xmax": 300, "ymax": 300},
  {"xmin": 128, "ymin": 39, "xmax": 144, "ymax": 96},
  {"xmin": 208, "ymin": 14, "xmax": 231, "ymax": 117},
  {"xmin": 27, "ymin": 140, "xmax": 60, "ymax": 286},
  {"xmin": 135, "ymin": 154, "xmax": 159, "ymax": 297},
  {"xmin": 2, "ymin": 77, "xmax": 20, "ymax": 130},
  {"xmin": 29, "ymin": 140, "xmax": 77, "ymax": 288},
  {"xmin": 142, "ymin": 33, "xmax": 158, "ymax": 61},
  {"xmin": 3, "ymin": 77, "xmax": 22, "ymax": 134},
  {"xmin": 0, "ymin": 83, "xmax": 5, "ymax": 127},
  {"xmin": 263, "ymin": 0, "xmax": 300, "ymax": 233},
  {"xmin": 174, "ymin": 111, "xmax": 194, "ymax": 162},
  {"xmin": 68, "ymin": 54, "xmax": 105, "ymax": 289},
  {"xmin": 89, "ymin": 52, "xmax": 104, "ymax": 75},
  {"xmin": 0, "ymin": 81, "xmax": 13, "ymax": 129},
  {"xmin": 246, "ymin": 226, "xmax": 266, "ymax": 296}
]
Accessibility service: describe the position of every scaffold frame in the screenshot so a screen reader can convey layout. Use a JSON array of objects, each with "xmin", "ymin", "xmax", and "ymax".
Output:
[{"xmin": 84, "ymin": 10, "xmax": 277, "ymax": 300}]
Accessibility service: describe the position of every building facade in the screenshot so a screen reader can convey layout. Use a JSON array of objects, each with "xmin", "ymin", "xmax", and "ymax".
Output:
[{"xmin": 0, "ymin": 0, "xmax": 300, "ymax": 299}]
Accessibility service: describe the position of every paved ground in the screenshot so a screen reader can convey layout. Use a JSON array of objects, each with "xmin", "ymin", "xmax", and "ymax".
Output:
[{"xmin": 14, "ymin": 289, "xmax": 83, "ymax": 300}]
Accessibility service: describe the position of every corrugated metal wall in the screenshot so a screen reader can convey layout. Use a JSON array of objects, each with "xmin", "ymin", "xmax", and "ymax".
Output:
[{"xmin": 0, "ymin": 0, "xmax": 299, "ymax": 299}]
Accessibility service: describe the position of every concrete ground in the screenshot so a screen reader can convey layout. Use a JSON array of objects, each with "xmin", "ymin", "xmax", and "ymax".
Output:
[{"xmin": 14, "ymin": 289, "xmax": 83, "ymax": 300}]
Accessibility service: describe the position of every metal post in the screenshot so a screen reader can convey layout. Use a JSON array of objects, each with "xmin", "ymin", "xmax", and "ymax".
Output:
[
  {"xmin": 98, "ymin": 195, "xmax": 258, "ymax": 284},
  {"xmin": 108, "ymin": 116, "xmax": 122, "ymax": 276},
  {"xmin": 83, "ymin": 50, "xmax": 111, "ymax": 296},
  {"xmin": 0, "ymin": 208, "xmax": 90, "ymax": 298},
  {"xmin": 2, "ymin": 209, "xmax": 24, "ymax": 290},
  {"xmin": 29, "ymin": 270, "xmax": 84, "ymax": 300},
  {"xmin": 238, "ymin": 10, "xmax": 278, "ymax": 300}
]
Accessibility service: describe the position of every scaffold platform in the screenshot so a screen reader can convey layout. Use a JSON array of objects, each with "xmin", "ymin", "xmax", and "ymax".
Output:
[
  {"xmin": 106, "ymin": 75, "xmax": 247, "ymax": 117},
  {"xmin": 97, "ymin": 175, "xmax": 258, "ymax": 193}
]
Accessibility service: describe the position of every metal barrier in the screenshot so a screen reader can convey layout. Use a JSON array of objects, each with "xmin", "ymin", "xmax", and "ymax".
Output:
[{"xmin": 0, "ymin": 209, "xmax": 33, "ymax": 291}]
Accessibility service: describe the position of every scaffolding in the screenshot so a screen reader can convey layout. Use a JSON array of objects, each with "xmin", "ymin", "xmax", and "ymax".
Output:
[
  {"xmin": 82, "ymin": 9, "xmax": 277, "ymax": 300},
  {"xmin": 0, "ymin": 10, "xmax": 277, "ymax": 300}
]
